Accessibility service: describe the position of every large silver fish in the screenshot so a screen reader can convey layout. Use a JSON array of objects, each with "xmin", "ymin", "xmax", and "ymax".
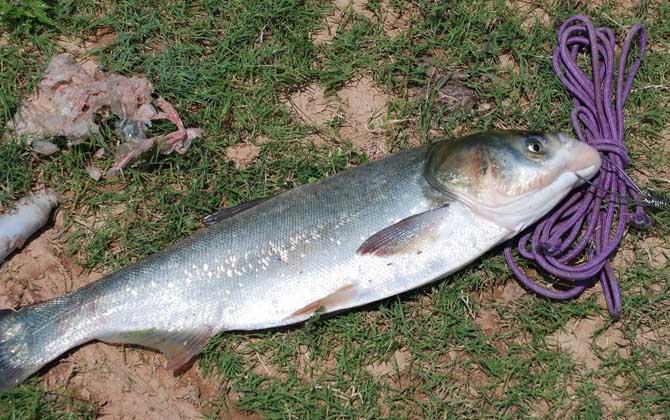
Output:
[{"xmin": 0, "ymin": 131, "xmax": 600, "ymax": 391}]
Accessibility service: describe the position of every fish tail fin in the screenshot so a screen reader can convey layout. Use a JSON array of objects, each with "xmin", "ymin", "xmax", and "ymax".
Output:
[
  {"xmin": 0, "ymin": 308, "xmax": 35, "ymax": 392},
  {"xmin": 0, "ymin": 299, "xmax": 88, "ymax": 393}
]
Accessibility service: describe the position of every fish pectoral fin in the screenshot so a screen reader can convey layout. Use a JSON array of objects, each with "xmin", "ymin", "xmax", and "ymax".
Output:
[
  {"xmin": 288, "ymin": 284, "xmax": 358, "ymax": 318},
  {"xmin": 357, "ymin": 205, "xmax": 451, "ymax": 256},
  {"xmin": 203, "ymin": 196, "xmax": 271, "ymax": 226},
  {"xmin": 99, "ymin": 326, "xmax": 215, "ymax": 371}
]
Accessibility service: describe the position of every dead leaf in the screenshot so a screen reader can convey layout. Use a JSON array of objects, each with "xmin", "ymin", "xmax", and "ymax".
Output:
[
  {"xmin": 55, "ymin": 36, "xmax": 87, "ymax": 55},
  {"xmin": 85, "ymin": 166, "xmax": 102, "ymax": 181},
  {"xmin": 84, "ymin": 28, "xmax": 118, "ymax": 51},
  {"xmin": 437, "ymin": 81, "xmax": 478, "ymax": 110}
]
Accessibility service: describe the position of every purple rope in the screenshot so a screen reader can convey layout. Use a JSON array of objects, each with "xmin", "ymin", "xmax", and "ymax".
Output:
[{"xmin": 504, "ymin": 15, "xmax": 648, "ymax": 317}]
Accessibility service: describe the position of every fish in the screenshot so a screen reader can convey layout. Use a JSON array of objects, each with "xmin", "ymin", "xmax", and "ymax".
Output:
[{"xmin": 0, "ymin": 130, "xmax": 601, "ymax": 391}]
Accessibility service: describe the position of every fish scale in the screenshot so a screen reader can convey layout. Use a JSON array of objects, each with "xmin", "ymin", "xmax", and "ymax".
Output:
[{"xmin": 0, "ymin": 130, "xmax": 601, "ymax": 391}]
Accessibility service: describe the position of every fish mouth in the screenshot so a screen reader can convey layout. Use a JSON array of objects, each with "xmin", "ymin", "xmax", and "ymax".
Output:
[
  {"xmin": 562, "ymin": 136, "xmax": 601, "ymax": 180},
  {"xmin": 575, "ymin": 164, "xmax": 600, "ymax": 180}
]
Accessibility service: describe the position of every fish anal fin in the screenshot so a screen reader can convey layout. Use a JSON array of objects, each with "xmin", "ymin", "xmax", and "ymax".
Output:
[
  {"xmin": 99, "ymin": 326, "xmax": 215, "ymax": 371},
  {"xmin": 357, "ymin": 205, "xmax": 450, "ymax": 256},
  {"xmin": 203, "ymin": 197, "xmax": 271, "ymax": 226},
  {"xmin": 289, "ymin": 284, "xmax": 357, "ymax": 318},
  {"xmin": 164, "ymin": 329, "xmax": 214, "ymax": 371}
]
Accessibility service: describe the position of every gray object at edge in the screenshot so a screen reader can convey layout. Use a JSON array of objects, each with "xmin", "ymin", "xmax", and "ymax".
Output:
[{"xmin": 0, "ymin": 189, "xmax": 59, "ymax": 263}]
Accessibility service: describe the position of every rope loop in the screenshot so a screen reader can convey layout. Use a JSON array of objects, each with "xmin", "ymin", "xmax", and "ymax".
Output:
[{"xmin": 504, "ymin": 15, "xmax": 647, "ymax": 316}]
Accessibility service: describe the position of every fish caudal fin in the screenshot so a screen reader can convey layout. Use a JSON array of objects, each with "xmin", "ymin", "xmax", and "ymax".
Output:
[
  {"xmin": 0, "ymin": 297, "xmax": 94, "ymax": 393},
  {"xmin": 0, "ymin": 309, "xmax": 39, "ymax": 392},
  {"xmin": 0, "ymin": 300, "xmax": 216, "ymax": 392}
]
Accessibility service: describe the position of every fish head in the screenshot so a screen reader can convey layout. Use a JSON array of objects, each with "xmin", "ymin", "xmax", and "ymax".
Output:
[{"xmin": 425, "ymin": 130, "xmax": 601, "ymax": 233}]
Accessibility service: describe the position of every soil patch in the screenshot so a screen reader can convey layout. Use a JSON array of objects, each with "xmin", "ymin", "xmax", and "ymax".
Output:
[
  {"xmin": 225, "ymin": 143, "xmax": 261, "ymax": 170},
  {"xmin": 548, "ymin": 317, "xmax": 627, "ymax": 370},
  {"xmin": 311, "ymin": 0, "xmax": 415, "ymax": 44},
  {"xmin": 336, "ymin": 76, "xmax": 389, "ymax": 159},
  {"xmin": 283, "ymin": 76, "xmax": 390, "ymax": 159},
  {"xmin": 282, "ymin": 84, "xmax": 340, "ymax": 127}
]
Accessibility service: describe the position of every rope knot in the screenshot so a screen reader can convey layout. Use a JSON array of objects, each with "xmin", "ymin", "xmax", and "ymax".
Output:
[
  {"xmin": 629, "ymin": 208, "xmax": 652, "ymax": 228},
  {"xmin": 589, "ymin": 138, "xmax": 630, "ymax": 166},
  {"xmin": 538, "ymin": 240, "xmax": 561, "ymax": 256}
]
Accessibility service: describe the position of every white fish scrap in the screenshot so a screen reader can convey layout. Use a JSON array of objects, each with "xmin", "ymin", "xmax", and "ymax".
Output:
[
  {"xmin": 3, "ymin": 53, "xmax": 201, "ymax": 177},
  {"xmin": 0, "ymin": 189, "xmax": 60, "ymax": 263}
]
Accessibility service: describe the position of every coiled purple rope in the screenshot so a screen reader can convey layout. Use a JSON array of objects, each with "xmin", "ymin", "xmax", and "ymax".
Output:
[{"xmin": 504, "ymin": 15, "xmax": 648, "ymax": 317}]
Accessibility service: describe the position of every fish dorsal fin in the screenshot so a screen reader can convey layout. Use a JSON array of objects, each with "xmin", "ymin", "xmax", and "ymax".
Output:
[
  {"xmin": 357, "ymin": 205, "xmax": 451, "ymax": 256},
  {"xmin": 288, "ymin": 284, "xmax": 358, "ymax": 319},
  {"xmin": 203, "ymin": 196, "xmax": 271, "ymax": 226},
  {"xmin": 99, "ymin": 327, "xmax": 214, "ymax": 371}
]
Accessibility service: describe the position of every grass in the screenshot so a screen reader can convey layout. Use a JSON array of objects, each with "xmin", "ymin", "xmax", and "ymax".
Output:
[
  {"xmin": 0, "ymin": 381, "xmax": 97, "ymax": 419},
  {"xmin": 1, "ymin": 0, "xmax": 669, "ymax": 418}
]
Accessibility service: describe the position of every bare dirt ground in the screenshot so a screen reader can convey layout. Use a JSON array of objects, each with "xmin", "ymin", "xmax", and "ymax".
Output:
[
  {"xmin": 224, "ymin": 143, "xmax": 262, "ymax": 170},
  {"xmin": 283, "ymin": 75, "xmax": 391, "ymax": 159},
  {"xmin": 311, "ymin": 0, "xmax": 414, "ymax": 45},
  {"xmin": 289, "ymin": 0, "xmax": 419, "ymax": 158}
]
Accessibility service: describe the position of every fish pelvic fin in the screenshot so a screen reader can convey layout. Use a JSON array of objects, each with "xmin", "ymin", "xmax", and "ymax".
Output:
[
  {"xmin": 99, "ymin": 326, "xmax": 215, "ymax": 371},
  {"xmin": 288, "ymin": 284, "xmax": 358, "ymax": 319},
  {"xmin": 357, "ymin": 205, "xmax": 451, "ymax": 256}
]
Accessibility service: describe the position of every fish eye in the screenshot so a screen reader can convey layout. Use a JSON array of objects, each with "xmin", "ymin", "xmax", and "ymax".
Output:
[{"xmin": 525, "ymin": 137, "xmax": 544, "ymax": 154}]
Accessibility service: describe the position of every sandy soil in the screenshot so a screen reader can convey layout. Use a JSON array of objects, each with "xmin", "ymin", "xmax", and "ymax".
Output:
[
  {"xmin": 283, "ymin": 75, "xmax": 391, "ymax": 159},
  {"xmin": 225, "ymin": 143, "xmax": 262, "ymax": 170},
  {"xmin": 311, "ymin": 0, "xmax": 414, "ymax": 45}
]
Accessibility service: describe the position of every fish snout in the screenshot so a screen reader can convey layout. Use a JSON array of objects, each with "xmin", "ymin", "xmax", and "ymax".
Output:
[
  {"xmin": 557, "ymin": 132, "xmax": 573, "ymax": 144},
  {"xmin": 565, "ymin": 139, "xmax": 601, "ymax": 180}
]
